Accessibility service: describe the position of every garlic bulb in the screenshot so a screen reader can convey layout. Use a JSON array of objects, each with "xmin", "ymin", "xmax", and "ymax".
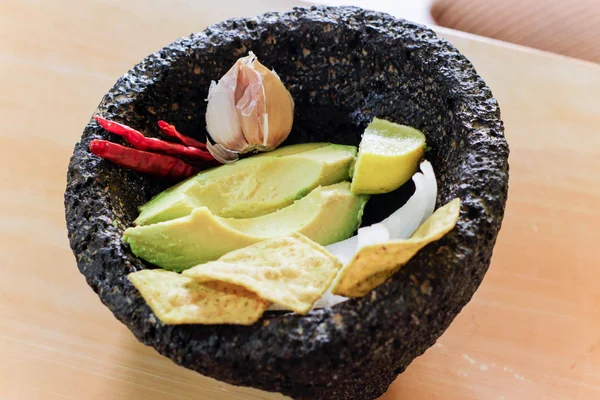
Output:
[{"xmin": 205, "ymin": 52, "xmax": 295, "ymax": 163}]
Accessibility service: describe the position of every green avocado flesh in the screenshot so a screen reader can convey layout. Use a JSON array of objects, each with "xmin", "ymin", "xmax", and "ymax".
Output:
[
  {"xmin": 123, "ymin": 182, "xmax": 368, "ymax": 271},
  {"xmin": 134, "ymin": 143, "xmax": 355, "ymax": 225}
]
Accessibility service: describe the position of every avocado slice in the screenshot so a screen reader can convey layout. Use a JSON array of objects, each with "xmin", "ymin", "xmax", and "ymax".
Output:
[
  {"xmin": 123, "ymin": 182, "xmax": 368, "ymax": 271},
  {"xmin": 134, "ymin": 143, "xmax": 356, "ymax": 225}
]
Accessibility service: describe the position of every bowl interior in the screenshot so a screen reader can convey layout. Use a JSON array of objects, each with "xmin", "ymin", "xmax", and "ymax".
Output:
[{"xmin": 113, "ymin": 22, "xmax": 461, "ymax": 225}]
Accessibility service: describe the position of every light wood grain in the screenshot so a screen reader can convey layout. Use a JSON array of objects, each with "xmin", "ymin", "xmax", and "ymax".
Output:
[{"xmin": 1, "ymin": 1, "xmax": 600, "ymax": 400}]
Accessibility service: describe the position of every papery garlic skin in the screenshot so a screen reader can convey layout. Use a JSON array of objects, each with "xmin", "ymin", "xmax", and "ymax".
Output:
[
  {"xmin": 205, "ymin": 65, "xmax": 247, "ymax": 152},
  {"xmin": 205, "ymin": 52, "xmax": 294, "ymax": 163}
]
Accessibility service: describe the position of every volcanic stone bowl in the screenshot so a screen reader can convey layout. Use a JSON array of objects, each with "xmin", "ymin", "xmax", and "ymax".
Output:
[{"xmin": 65, "ymin": 6, "xmax": 508, "ymax": 400}]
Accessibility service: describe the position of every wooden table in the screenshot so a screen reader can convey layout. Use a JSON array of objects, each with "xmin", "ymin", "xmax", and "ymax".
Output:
[{"xmin": 2, "ymin": 1, "xmax": 600, "ymax": 399}]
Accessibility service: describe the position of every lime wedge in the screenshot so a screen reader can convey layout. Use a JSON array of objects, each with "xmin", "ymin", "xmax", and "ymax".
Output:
[{"xmin": 351, "ymin": 118, "xmax": 426, "ymax": 194}]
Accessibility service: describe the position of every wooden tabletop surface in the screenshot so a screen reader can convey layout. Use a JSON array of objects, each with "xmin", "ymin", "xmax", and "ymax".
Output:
[{"xmin": 2, "ymin": 1, "xmax": 600, "ymax": 399}]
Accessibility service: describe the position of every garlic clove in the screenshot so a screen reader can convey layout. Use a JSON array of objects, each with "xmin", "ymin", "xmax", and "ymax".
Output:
[
  {"xmin": 235, "ymin": 58, "xmax": 266, "ymax": 149},
  {"xmin": 252, "ymin": 60, "xmax": 294, "ymax": 148},
  {"xmin": 205, "ymin": 61, "xmax": 247, "ymax": 152},
  {"xmin": 206, "ymin": 139, "xmax": 240, "ymax": 164}
]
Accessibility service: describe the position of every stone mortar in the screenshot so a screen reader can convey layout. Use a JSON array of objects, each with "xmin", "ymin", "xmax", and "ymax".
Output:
[{"xmin": 65, "ymin": 6, "xmax": 509, "ymax": 400}]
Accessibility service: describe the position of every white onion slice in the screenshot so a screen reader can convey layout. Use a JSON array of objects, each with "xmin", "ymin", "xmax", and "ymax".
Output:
[
  {"xmin": 268, "ymin": 288, "xmax": 349, "ymax": 310},
  {"xmin": 325, "ymin": 235, "xmax": 358, "ymax": 265},
  {"xmin": 308, "ymin": 228, "xmax": 390, "ymax": 310},
  {"xmin": 267, "ymin": 160, "xmax": 438, "ymax": 312},
  {"xmin": 311, "ymin": 289, "xmax": 348, "ymax": 309},
  {"xmin": 381, "ymin": 173, "xmax": 428, "ymax": 240},
  {"xmin": 419, "ymin": 160, "xmax": 437, "ymax": 225},
  {"xmin": 357, "ymin": 224, "xmax": 391, "ymax": 250}
]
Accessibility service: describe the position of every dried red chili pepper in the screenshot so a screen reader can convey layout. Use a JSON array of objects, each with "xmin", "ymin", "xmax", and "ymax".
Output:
[
  {"xmin": 89, "ymin": 139, "xmax": 199, "ymax": 179},
  {"xmin": 94, "ymin": 116, "xmax": 213, "ymax": 162},
  {"xmin": 157, "ymin": 120, "xmax": 207, "ymax": 149}
]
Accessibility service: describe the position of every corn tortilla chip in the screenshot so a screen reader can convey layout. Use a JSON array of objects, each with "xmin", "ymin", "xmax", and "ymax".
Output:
[
  {"xmin": 183, "ymin": 233, "xmax": 342, "ymax": 314},
  {"xmin": 332, "ymin": 198, "xmax": 461, "ymax": 297},
  {"xmin": 128, "ymin": 269, "xmax": 270, "ymax": 325}
]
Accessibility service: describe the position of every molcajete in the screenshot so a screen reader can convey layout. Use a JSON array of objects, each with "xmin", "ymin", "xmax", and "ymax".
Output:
[{"xmin": 65, "ymin": 6, "xmax": 509, "ymax": 400}]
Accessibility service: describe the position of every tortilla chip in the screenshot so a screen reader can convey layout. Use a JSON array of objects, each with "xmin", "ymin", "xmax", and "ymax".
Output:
[
  {"xmin": 183, "ymin": 233, "xmax": 342, "ymax": 314},
  {"xmin": 332, "ymin": 198, "xmax": 461, "ymax": 297},
  {"xmin": 128, "ymin": 269, "xmax": 270, "ymax": 325}
]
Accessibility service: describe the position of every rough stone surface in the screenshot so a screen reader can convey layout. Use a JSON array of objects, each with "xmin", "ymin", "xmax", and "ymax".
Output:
[{"xmin": 64, "ymin": 6, "xmax": 509, "ymax": 400}]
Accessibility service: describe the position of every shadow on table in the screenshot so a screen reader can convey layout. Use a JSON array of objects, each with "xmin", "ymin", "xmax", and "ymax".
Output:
[
  {"xmin": 114, "ymin": 325, "xmax": 431, "ymax": 400},
  {"xmin": 115, "ymin": 331, "xmax": 289, "ymax": 400}
]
